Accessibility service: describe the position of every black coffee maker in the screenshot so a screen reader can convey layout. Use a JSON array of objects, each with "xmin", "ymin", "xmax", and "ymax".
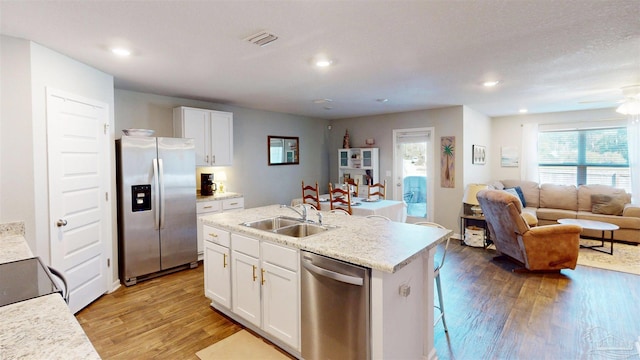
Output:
[{"xmin": 201, "ymin": 173, "xmax": 216, "ymax": 196}]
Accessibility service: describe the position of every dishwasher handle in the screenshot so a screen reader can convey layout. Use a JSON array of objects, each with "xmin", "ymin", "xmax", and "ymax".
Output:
[{"xmin": 302, "ymin": 256, "xmax": 364, "ymax": 286}]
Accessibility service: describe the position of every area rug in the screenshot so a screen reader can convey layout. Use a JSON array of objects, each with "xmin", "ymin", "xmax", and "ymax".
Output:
[
  {"xmin": 196, "ymin": 330, "xmax": 289, "ymax": 360},
  {"xmin": 576, "ymin": 239, "xmax": 640, "ymax": 276}
]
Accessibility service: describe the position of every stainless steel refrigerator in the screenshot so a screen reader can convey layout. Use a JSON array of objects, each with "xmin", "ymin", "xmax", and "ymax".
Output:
[{"xmin": 116, "ymin": 136, "xmax": 197, "ymax": 286}]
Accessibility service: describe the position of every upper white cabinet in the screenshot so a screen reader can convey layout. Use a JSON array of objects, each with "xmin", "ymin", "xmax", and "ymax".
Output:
[
  {"xmin": 338, "ymin": 148, "xmax": 379, "ymax": 197},
  {"xmin": 173, "ymin": 106, "xmax": 233, "ymax": 166}
]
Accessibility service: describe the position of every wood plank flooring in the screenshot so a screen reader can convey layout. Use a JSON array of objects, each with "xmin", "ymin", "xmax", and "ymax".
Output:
[{"xmin": 76, "ymin": 243, "xmax": 640, "ymax": 360}]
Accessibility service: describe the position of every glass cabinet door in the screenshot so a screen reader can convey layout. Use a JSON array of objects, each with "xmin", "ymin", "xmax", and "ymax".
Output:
[
  {"xmin": 339, "ymin": 150, "xmax": 349, "ymax": 167},
  {"xmin": 362, "ymin": 150, "xmax": 372, "ymax": 168}
]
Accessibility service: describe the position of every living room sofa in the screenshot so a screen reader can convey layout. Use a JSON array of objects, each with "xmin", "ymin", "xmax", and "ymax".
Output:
[{"xmin": 491, "ymin": 180, "xmax": 640, "ymax": 244}]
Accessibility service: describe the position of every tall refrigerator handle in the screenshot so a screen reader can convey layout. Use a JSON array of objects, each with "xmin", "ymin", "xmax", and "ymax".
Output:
[
  {"xmin": 158, "ymin": 158, "xmax": 165, "ymax": 229},
  {"xmin": 153, "ymin": 158, "xmax": 160, "ymax": 230}
]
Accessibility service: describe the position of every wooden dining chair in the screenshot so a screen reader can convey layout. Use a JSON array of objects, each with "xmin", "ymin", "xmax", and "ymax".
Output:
[
  {"xmin": 367, "ymin": 180, "xmax": 387, "ymax": 200},
  {"xmin": 415, "ymin": 221, "xmax": 449, "ymax": 332},
  {"xmin": 345, "ymin": 178, "xmax": 359, "ymax": 197},
  {"xmin": 329, "ymin": 183, "xmax": 352, "ymax": 215},
  {"xmin": 302, "ymin": 181, "xmax": 321, "ymax": 210}
]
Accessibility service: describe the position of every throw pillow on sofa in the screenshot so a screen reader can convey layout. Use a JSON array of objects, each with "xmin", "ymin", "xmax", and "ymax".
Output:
[
  {"xmin": 507, "ymin": 186, "xmax": 527, "ymax": 207},
  {"xmin": 503, "ymin": 188, "xmax": 524, "ymax": 208},
  {"xmin": 591, "ymin": 194, "xmax": 625, "ymax": 216}
]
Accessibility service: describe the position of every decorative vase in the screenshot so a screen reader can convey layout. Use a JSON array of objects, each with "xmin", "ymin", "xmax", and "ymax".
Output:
[{"xmin": 343, "ymin": 129, "xmax": 350, "ymax": 149}]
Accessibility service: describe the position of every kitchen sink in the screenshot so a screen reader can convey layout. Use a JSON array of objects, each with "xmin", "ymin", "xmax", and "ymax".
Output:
[
  {"xmin": 274, "ymin": 223, "xmax": 330, "ymax": 237},
  {"xmin": 241, "ymin": 216, "xmax": 333, "ymax": 238},
  {"xmin": 241, "ymin": 216, "xmax": 302, "ymax": 231}
]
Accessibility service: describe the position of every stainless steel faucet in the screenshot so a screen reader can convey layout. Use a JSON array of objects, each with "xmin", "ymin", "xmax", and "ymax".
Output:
[{"xmin": 281, "ymin": 204, "xmax": 307, "ymax": 222}]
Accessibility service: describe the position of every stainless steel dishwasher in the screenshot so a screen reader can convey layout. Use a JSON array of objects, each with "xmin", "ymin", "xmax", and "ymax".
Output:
[{"xmin": 301, "ymin": 251, "xmax": 371, "ymax": 360}]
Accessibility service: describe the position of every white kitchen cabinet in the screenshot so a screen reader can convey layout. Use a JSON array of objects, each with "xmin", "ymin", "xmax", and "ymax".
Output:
[
  {"xmin": 173, "ymin": 106, "xmax": 233, "ymax": 166},
  {"xmin": 203, "ymin": 225, "xmax": 231, "ymax": 308},
  {"xmin": 231, "ymin": 234, "xmax": 261, "ymax": 327},
  {"xmin": 197, "ymin": 196, "xmax": 244, "ymax": 260},
  {"xmin": 261, "ymin": 242, "xmax": 299, "ymax": 349},
  {"xmin": 226, "ymin": 233, "xmax": 300, "ymax": 351},
  {"xmin": 338, "ymin": 148, "xmax": 379, "ymax": 197}
]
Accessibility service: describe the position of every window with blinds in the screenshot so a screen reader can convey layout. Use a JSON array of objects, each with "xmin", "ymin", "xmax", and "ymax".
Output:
[{"xmin": 537, "ymin": 127, "xmax": 630, "ymax": 192}]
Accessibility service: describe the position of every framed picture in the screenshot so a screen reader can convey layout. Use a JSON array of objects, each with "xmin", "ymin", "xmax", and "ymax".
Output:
[
  {"xmin": 440, "ymin": 136, "xmax": 455, "ymax": 188},
  {"xmin": 472, "ymin": 145, "xmax": 486, "ymax": 165},
  {"xmin": 501, "ymin": 146, "xmax": 519, "ymax": 167}
]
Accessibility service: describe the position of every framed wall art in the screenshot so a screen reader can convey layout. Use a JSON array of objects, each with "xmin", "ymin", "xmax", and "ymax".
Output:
[
  {"xmin": 472, "ymin": 145, "xmax": 486, "ymax": 165},
  {"xmin": 440, "ymin": 136, "xmax": 455, "ymax": 188},
  {"xmin": 501, "ymin": 146, "xmax": 519, "ymax": 167}
]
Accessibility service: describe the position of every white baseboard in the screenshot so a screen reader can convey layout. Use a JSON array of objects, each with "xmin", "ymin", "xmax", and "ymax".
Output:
[{"xmin": 109, "ymin": 280, "xmax": 121, "ymax": 294}]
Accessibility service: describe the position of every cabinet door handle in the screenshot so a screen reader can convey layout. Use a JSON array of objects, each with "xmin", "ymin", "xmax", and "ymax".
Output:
[
  {"xmin": 205, "ymin": 155, "xmax": 209, "ymax": 163},
  {"xmin": 229, "ymin": 202, "xmax": 238, "ymax": 206},
  {"xmin": 209, "ymin": 233, "xmax": 218, "ymax": 238},
  {"xmin": 203, "ymin": 205, "xmax": 213, "ymax": 209},
  {"xmin": 261, "ymin": 268, "xmax": 265, "ymax": 285},
  {"xmin": 212, "ymin": 155, "xmax": 216, "ymax": 164},
  {"xmin": 223, "ymin": 253, "xmax": 227, "ymax": 268},
  {"xmin": 252, "ymin": 265, "xmax": 257, "ymax": 282}
]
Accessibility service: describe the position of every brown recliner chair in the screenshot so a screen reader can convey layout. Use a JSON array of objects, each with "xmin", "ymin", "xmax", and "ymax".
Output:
[{"xmin": 476, "ymin": 189, "xmax": 582, "ymax": 271}]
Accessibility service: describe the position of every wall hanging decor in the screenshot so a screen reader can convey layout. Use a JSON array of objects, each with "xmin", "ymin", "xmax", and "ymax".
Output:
[
  {"xmin": 501, "ymin": 146, "xmax": 519, "ymax": 167},
  {"xmin": 472, "ymin": 144, "xmax": 486, "ymax": 165},
  {"xmin": 440, "ymin": 136, "xmax": 455, "ymax": 188}
]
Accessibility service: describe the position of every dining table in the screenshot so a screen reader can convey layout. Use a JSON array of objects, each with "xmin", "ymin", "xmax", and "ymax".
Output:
[{"xmin": 291, "ymin": 194, "xmax": 407, "ymax": 222}]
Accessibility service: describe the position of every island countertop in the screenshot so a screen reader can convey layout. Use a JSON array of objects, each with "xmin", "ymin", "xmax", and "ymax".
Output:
[
  {"xmin": 201, "ymin": 204, "xmax": 452, "ymax": 273},
  {"xmin": 0, "ymin": 222, "xmax": 101, "ymax": 359}
]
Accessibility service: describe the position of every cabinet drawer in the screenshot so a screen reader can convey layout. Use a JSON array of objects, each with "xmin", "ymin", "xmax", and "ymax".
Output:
[
  {"xmin": 223, "ymin": 197, "xmax": 244, "ymax": 210},
  {"xmin": 262, "ymin": 241, "xmax": 298, "ymax": 272},
  {"xmin": 198, "ymin": 200, "xmax": 222, "ymax": 214},
  {"xmin": 203, "ymin": 225, "xmax": 230, "ymax": 248},
  {"xmin": 232, "ymin": 233, "xmax": 259, "ymax": 258}
]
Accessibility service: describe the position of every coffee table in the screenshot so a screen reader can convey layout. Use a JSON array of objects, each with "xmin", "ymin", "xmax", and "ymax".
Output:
[{"xmin": 557, "ymin": 218, "xmax": 619, "ymax": 255}]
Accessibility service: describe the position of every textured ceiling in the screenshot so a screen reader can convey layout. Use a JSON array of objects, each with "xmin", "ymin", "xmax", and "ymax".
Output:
[{"xmin": 1, "ymin": 1, "xmax": 639, "ymax": 119}]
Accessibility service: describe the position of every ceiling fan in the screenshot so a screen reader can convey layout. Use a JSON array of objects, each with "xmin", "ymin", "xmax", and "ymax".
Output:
[
  {"xmin": 578, "ymin": 85, "xmax": 640, "ymax": 115},
  {"xmin": 614, "ymin": 85, "xmax": 640, "ymax": 115}
]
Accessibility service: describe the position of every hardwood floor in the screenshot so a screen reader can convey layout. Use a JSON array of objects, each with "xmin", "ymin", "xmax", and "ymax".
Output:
[
  {"xmin": 75, "ymin": 264, "xmax": 242, "ymax": 359},
  {"xmin": 435, "ymin": 241, "xmax": 640, "ymax": 360},
  {"xmin": 76, "ymin": 243, "xmax": 640, "ymax": 360}
]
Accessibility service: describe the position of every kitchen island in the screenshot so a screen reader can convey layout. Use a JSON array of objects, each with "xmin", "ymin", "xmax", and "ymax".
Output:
[
  {"xmin": 201, "ymin": 205, "xmax": 451, "ymax": 360},
  {"xmin": 0, "ymin": 222, "xmax": 100, "ymax": 359}
]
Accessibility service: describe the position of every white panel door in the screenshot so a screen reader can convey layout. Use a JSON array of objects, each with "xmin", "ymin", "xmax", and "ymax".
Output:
[{"xmin": 46, "ymin": 88, "xmax": 110, "ymax": 313}]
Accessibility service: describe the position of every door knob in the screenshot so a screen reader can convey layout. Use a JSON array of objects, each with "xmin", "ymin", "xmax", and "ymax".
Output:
[{"xmin": 56, "ymin": 219, "xmax": 68, "ymax": 227}]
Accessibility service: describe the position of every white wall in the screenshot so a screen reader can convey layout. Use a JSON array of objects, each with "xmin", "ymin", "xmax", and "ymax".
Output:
[
  {"xmin": 330, "ymin": 106, "xmax": 464, "ymax": 232},
  {"xmin": 463, "ymin": 106, "xmax": 492, "ymax": 185},
  {"xmin": 114, "ymin": 90, "xmax": 331, "ymax": 208},
  {"xmin": 490, "ymin": 108, "xmax": 624, "ymax": 182},
  {"xmin": 0, "ymin": 36, "xmax": 33, "ymax": 226}
]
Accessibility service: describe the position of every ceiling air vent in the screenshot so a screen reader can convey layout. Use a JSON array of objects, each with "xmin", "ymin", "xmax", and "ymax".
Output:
[{"xmin": 245, "ymin": 31, "xmax": 279, "ymax": 47}]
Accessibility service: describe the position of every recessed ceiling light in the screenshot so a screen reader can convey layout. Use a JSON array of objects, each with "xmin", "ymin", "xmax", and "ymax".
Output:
[
  {"xmin": 313, "ymin": 98, "xmax": 333, "ymax": 104},
  {"xmin": 111, "ymin": 47, "xmax": 131, "ymax": 57},
  {"xmin": 323, "ymin": 106, "xmax": 333, "ymax": 110},
  {"xmin": 483, "ymin": 80, "xmax": 500, "ymax": 87},
  {"xmin": 376, "ymin": 98, "xmax": 389, "ymax": 103},
  {"xmin": 519, "ymin": 108, "xmax": 528, "ymax": 113},
  {"xmin": 315, "ymin": 59, "xmax": 333, "ymax": 67}
]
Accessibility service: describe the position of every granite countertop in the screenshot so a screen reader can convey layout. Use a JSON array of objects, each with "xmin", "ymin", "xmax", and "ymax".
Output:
[
  {"xmin": 196, "ymin": 191, "xmax": 243, "ymax": 202},
  {"xmin": 0, "ymin": 221, "xmax": 101, "ymax": 359},
  {"xmin": 201, "ymin": 205, "xmax": 452, "ymax": 273}
]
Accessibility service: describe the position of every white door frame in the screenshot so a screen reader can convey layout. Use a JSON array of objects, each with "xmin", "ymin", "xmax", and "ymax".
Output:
[{"xmin": 392, "ymin": 127, "xmax": 435, "ymax": 222}]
